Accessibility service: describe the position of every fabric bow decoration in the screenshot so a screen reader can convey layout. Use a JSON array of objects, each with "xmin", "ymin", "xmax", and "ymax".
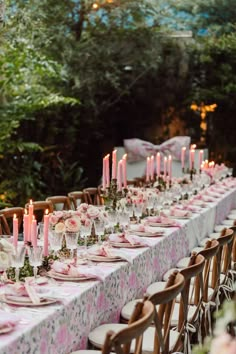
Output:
[{"xmin": 124, "ymin": 136, "xmax": 190, "ymax": 162}]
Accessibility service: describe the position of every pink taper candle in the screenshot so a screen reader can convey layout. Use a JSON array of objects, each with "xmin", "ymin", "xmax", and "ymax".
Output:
[
  {"xmin": 156, "ymin": 152, "xmax": 161, "ymax": 177},
  {"xmin": 150, "ymin": 155, "xmax": 154, "ymax": 181},
  {"xmin": 31, "ymin": 215, "xmax": 37, "ymax": 248},
  {"xmin": 181, "ymin": 147, "xmax": 186, "ymax": 169},
  {"xmin": 199, "ymin": 150, "xmax": 203, "ymax": 170},
  {"xmin": 13, "ymin": 214, "xmax": 18, "ymax": 247},
  {"xmin": 168, "ymin": 155, "xmax": 172, "ymax": 180},
  {"xmin": 23, "ymin": 209, "xmax": 29, "ymax": 244},
  {"xmin": 189, "ymin": 149, "xmax": 195, "ymax": 170},
  {"xmin": 146, "ymin": 157, "xmax": 150, "ymax": 182},
  {"xmin": 112, "ymin": 150, "xmax": 117, "ymax": 179},
  {"xmin": 122, "ymin": 154, "xmax": 127, "ymax": 188},
  {"xmin": 28, "ymin": 199, "xmax": 34, "ymax": 242},
  {"xmin": 117, "ymin": 160, "xmax": 123, "ymax": 191},
  {"xmin": 106, "ymin": 154, "xmax": 110, "ymax": 188},
  {"xmin": 102, "ymin": 157, "xmax": 106, "ymax": 190},
  {"xmin": 163, "ymin": 156, "xmax": 167, "ymax": 179},
  {"xmin": 43, "ymin": 209, "xmax": 49, "ymax": 257}
]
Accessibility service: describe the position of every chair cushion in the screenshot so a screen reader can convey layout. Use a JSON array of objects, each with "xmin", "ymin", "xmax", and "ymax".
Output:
[
  {"xmin": 199, "ymin": 238, "xmax": 211, "ymax": 247},
  {"xmin": 175, "ymin": 285, "xmax": 214, "ymax": 304},
  {"xmin": 146, "ymin": 281, "xmax": 167, "ymax": 296},
  {"xmin": 71, "ymin": 351, "xmax": 102, "ymax": 354},
  {"xmin": 222, "ymin": 219, "xmax": 234, "ymax": 226},
  {"xmin": 89, "ymin": 324, "xmax": 127, "ymax": 349},
  {"xmin": 162, "ymin": 268, "xmax": 178, "ymax": 281},
  {"xmin": 121, "ymin": 299, "xmax": 159, "ymax": 321},
  {"xmin": 191, "ymin": 246, "xmax": 204, "ymax": 254},
  {"xmin": 89, "ymin": 323, "xmax": 180, "ymax": 353},
  {"xmin": 176, "ymin": 257, "xmax": 190, "ymax": 268},
  {"xmin": 214, "ymin": 225, "xmax": 227, "ymax": 232}
]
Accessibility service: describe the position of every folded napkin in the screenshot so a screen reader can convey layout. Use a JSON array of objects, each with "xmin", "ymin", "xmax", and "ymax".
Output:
[
  {"xmin": 0, "ymin": 311, "xmax": 20, "ymax": 330},
  {"xmin": 129, "ymin": 224, "xmax": 163, "ymax": 235},
  {"xmin": 4, "ymin": 278, "xmax": 50, "ymax": 305},
  {"xmin": 210, "ymin": 186, "xmax": 226, "ymax": 194},
  {"xmin": 109, "ymin": 233, "xmax": 150, "ymax": 246},
  {"xmin": 145, "ymin": 215, "xmax": 180, "ymax": 227},
  {"xmin": 88, "ymin": 244, "xmax": 132, "ymax": 263},
  {"xmin": 169, "ymin": 207, "xmax": 191, "ymax": 218},
  {"xmin": 51, "ymin": 260, "xmax": 103, "ymax": 280}
]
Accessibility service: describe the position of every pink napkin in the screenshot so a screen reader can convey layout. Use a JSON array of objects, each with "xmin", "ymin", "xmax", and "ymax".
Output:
[
  {"xmin": 4, "ymin": 278, "xmax": 50, "ymax": 305},
  {"xmin": 129, "ymin": 224, "xmax": 161, "ymax": 234},
  {"xmin": 0, "ymin": 311, "xmax": 20, "ymax": 330},
  {"xmin": 109, "ymin": 233, "xmax": 150, "ymax": 246},
  {"xmin": 169, "ymin": 208, "xmax": 191, "ymax": 218},
  {"xmin": 51, "ymin": 260, "xmax": 103, "ymax": 280},
  {"xmin": 146, "ymin": 215, "xmax": 180, "ymax": 226},
  {"xmin": 89, "ymin": 245, "xmax": 115, "ymax": 258}
]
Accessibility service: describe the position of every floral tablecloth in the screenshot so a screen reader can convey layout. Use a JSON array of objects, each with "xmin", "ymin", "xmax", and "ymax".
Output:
[{"xmin": 0, "ymin": 187, "xmax": 236, "ymax": 354}]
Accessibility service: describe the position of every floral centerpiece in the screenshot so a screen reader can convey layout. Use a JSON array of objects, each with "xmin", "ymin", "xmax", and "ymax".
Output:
[
  {"xmin": 49, "ymin": 210, "xmax": 81, "ymax": 233},
  {"xmin": 76, "ymin": 203, "xmax": 108, "ymax": 224}
]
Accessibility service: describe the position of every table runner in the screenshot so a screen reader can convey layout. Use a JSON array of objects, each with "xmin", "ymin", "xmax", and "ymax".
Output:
[{"xmin": 0, "ymin": 187, "xmax": 236, "ymax": 354}]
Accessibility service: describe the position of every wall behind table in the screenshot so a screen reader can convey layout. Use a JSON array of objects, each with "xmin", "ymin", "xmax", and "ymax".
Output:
[{"xmin": 116, "ymin": 147, "xmax": 208, "ymax": 180}]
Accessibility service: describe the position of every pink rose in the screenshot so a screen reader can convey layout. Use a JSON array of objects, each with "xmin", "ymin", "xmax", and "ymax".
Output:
[
  {"xmin": 49, "ymin": 215, "xmax": 59, "ymax": 226},
  {"xmin": 65, "ymin": 217, "xmax": 80, "ymax": 232},
  {"xmin": 77, "ymin": 203, "xmax": 89, "ymax": 213},
  {"xmin": 87, "ymin": 206, "xmax": 100, "ymax": 220},
  {"xmin": 54, "ymin": 211, "xmax": 64, "ymax": 218}
]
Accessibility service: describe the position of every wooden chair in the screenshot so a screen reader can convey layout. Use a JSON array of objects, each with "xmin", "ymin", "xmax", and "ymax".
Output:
[
  {"xmin": 83, "ymin": 188, "xmax": 103, "ymax": 206},
  {"xmin": 46, "ymin": 196, "xmax": 71, "ymax": 211},
  {"xmin": 88, "ymin": 271, "xmax": 185, "ymax": 354},
  {"xmin": 25, "ymin": 201, "xmax": 54, "ymax": 222},
  {"xmin": 145, "ymin": 253, "xmax": 205, "ymax": 351},
  {"xmin": 68, "ymin": 191, "xmax": 85, "ymax": 210},
  {"xmin": 0, "ymin": 207, "xmax": 24, "ymax": 235},
  {"xmin": 71, "ymin": 299, "xmax": 155, "ymax": 354},
  {"xmin": 229, "ymin": 226, "xmax": 236, "ymax": 270}
]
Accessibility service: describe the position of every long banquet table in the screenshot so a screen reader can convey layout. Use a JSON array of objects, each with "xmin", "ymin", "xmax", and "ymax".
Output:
[{"xmin": 0, "ymin": 186, "xmax": 236, "ymax": 354}]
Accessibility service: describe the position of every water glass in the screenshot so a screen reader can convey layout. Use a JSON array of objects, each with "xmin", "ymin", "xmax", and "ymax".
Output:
[
  {"xmin": 107, "ymin": 210, "xmax": 117, "ymax": 233},
  {"xmin": 80, "ymin": 222, "xmax": 92, "ymax": 248},
  {"xmin": 11, "ymin": 245, "xmax": 26, "ymax": 282},
  {"xmin": 118, "ymin": 211, "xmax": 130, "ymax": 230},
  {"xmin": 126, "ymin": 204, "xmax": 134, "ymax": 218},
  {"xmin": 49, "ymin": 230, "xmax": 64, "ymax": 253},
  {"xmin": 94, "ymin": 219, "xmax": 105, "ymax": 245},
  {"xmin": 28, "ymin": 246, "xmax": 43, "ymax": 279},
  {"xmin": 65, "ymin": 231, "xmax": 79, "ymax": 251},
  {"xmin": 133, "ymin": 203, "xmax": 143, "ymax": 223}
]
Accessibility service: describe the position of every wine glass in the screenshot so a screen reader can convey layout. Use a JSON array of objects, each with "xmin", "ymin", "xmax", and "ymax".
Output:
[
  {"xmin": 0, "ymin": 252, "xmax": 11, "ymax": 285},
  {"xmin": 126, "ymin": 204, "xmax": 134, "ymax": 220},
  {"xmin": 94, "ymin": 219, "xmax": 105, "ymax": 245},
  {"xmin": 28, "ymin": 246, "xmax": 43, "ymax": 279},
  {"xmin": 133, "ymin": 203, "xmax": 144, "ymax": 223},
  {"xmin": 107, "ymin": 210, "xmax": 118, "ymax": 233},
  {"xmin": 80, "ymin": 221, "xmax": 92, "ymax": 249},
  {"xmin": 155, "ymin": 192, "xmax": 164, "ymax": 215},
  {"xmin": 118, "ymin": 211, "xmax": 130, "ymax": 231},
  {"xmin": 146, "ymin": 195, "xmax": 155, "ymax": 216},
  {"xmin": 11, "ymin": 245, "xmax": 26, "ymax": 283},
  {"xmin": 48, "ymin": 230, "xmax": 64, "ymax": 255},
  {"xmin": 65, "ymin": 231, "xmax": 79, "ymax": 258}
]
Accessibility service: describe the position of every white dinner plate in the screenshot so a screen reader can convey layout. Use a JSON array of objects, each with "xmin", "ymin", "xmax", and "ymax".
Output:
[
  {"xmin": 134, "ymin": 231, "xmax": 164, "ymax": 237},
  {"xmin": 0, "ymin": 325, "xmax": 15, "ymax": 335},
  {"xmin": 222, "ymin": 220, "xmax": 234, "ymax": 226},
  {"xmin": 148, "ymin": 222, "xmax": 176, "ymax": 227},
  {"xmin": 47, "ymin": 270, "xmax": 96, "ymax": 282},
  {"xmin": 87, "ymin": 255, "xmax": 123, "ymax": 262},
  {"xmin": 1, "ymin": 295, "xmax": 57, "ymax": 307},
  {"xmin": 110, "ymin": 242, "xmax": 145, "ymax": 248}
]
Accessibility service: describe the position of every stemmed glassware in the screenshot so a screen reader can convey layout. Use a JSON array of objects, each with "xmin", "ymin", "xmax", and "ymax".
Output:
[
  {"xmin": 133, "ymin": 203, "xmax": 143, "ymax": 223},
  {"xmin": 155, "ymin": 193, "xmax": 164, "ymax": 215},
  {"xmin": 146, "ymin": 195, "xmax": 155, "ymax": 216},
  {"xmin": 80, "ymin": 221, "xmax": 92, "ymax": 249},
  {"xmin": 107, "ymin": 210, "xmax": 117, "ymax": 233},
  {"xmin": 48, "ymin": 230, "xmax": 64, "ymax": 255},
  {"xmin": 94, "ymin": 219, "xmax": 105, "ymax": 245},
  {"xmin": 28, "ymin": 246, "xmax": 43, "ymax": 279},
  {"xmin": 11, "ymin": 245, "xmax": 26, "ymax": 283},
  {"xmin": 65, "ymin": 231, "xmax": 79, "ymax": 257},
  {"xmin": 118, "ymin": 211, "xmax": 130, "ymax": 231}
]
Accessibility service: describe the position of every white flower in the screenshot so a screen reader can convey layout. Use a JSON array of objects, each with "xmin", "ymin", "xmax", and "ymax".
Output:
[
  {"xmin": 0, "ymin": 251, "xmax": 10, "ymax": 270},
  {"xmin": 65, "ymin": 217, "xmax": 81, "ymax": 232},
  {"xmin": 87, "ymin": 206, "xmax": 100, "ymax": 220},
  {"xmin": 0, "ymin": 239, "xmax": 14, "ymax": 254}
]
